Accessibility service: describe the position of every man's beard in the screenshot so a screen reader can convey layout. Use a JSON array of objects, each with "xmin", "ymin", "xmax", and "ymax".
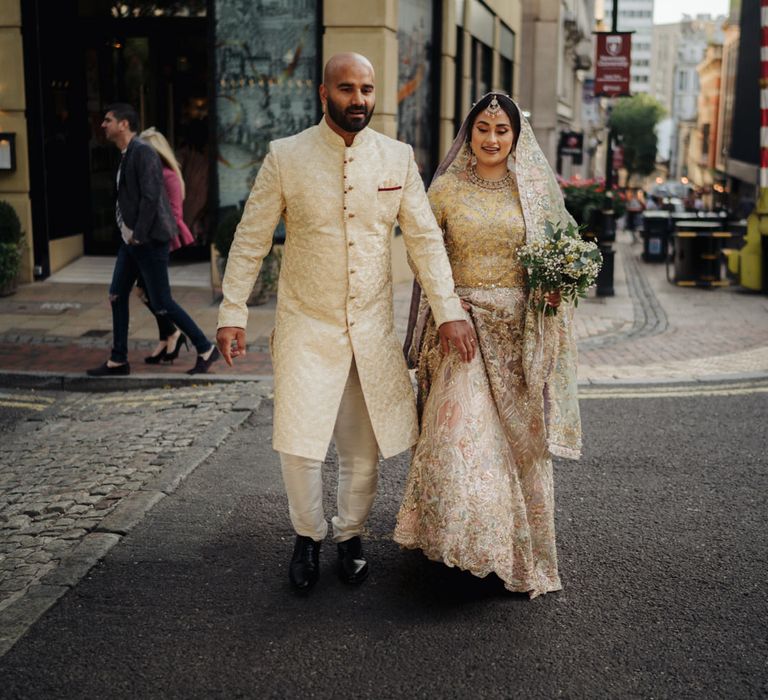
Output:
[{"xmin": 326, "ymin": 95, "xmax": 374, "ymax": 132}]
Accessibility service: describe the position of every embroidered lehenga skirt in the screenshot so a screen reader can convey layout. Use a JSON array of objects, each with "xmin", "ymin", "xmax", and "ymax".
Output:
[{"xmin": 394, "ymin": 286, "xmax": 562, "ymax": 598}]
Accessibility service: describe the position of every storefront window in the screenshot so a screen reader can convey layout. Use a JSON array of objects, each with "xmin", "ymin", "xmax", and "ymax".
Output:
[
  {"xmin": 215, "ymin": 0, "xmax": 320, "ymax": 209},
  {"xmin": 500, "ymin": 23, "xmax": 515, "ymax": 96},
  {"xmin": 78, "ymin": 1, "xmax": 208, "ymax": 17},
  {"xmin": 397, "ymin": 0, "xmax": 439, "ymax": 182},
  {"xmin": 471, "ymin": 37, "xmax": 492, "ymax": 100}
]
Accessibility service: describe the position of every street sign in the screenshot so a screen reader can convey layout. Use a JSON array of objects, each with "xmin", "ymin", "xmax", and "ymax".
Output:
[
  {"xmin": 612, "ymin": 145, "xmax": 624, "ymax": 170},
  {"xmin": 558, "ymin": 131, "xmax": 584, "ymax": 165},
  {"xmin": 594, "ymin": 32, "xmax": 632, "ymax": 97}
]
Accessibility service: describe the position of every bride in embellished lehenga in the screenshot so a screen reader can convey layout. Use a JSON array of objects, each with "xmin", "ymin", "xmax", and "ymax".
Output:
[{"xmin": 394, "ymin": 93, "xmax": 583, "ymax": 598}]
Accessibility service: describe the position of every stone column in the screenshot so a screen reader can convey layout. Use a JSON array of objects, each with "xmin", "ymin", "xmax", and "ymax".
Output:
[
  {"xmin": 0, "ymin": 0, "xmax": 33, "ymax": 283},
  {"xmin": 438, "ymin": 0, "xmax": 458, "ymax": 157}
]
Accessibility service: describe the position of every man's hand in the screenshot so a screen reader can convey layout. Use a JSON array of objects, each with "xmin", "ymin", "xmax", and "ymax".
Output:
[
  {"xmin": 438, "ymin": 319, "xmax": 477, "ymax": 363},
  {"xmin": 216, "ymin": 326, "xmax": 247, "ymax": 367}
]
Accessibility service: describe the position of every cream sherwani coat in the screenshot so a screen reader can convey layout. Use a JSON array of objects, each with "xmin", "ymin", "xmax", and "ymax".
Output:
[{"xmin": 218, "ymin": 118, "xmax": 464, "ymax": 461}]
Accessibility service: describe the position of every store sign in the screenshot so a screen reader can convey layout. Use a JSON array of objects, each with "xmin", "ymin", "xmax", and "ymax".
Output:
[
  {"xmin": 558, "ymin": 131, "xmax": 584, "ymax": 165},
  {"xmin": 594, "ymin": 32, "xmax": 632, "ymax": 97},
  {"xmin": 612, "ymin": 145, "xmax": 625, "ymax": 170}
]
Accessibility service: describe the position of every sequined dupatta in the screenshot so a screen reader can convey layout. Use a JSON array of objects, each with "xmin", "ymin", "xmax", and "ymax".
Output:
[{"xmin": 404, "ymin": 94, "xmax": 582, "ymax": 460}]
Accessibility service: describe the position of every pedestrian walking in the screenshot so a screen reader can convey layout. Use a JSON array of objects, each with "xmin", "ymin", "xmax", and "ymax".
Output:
[
  {"xmin": 87, "ymin": 103, "xmax": 219, "ymax": 377},
  {"xmin": 136, "ymin": 126, "xmax": 196, "ymax": 365},
  {"xmin": 625, "ymin": 189, "xmax": 644, "ymax": 243},
  {"xmin": 394, "ymin": 94, "xmax": 582, "ymax": 598},
  {"xmin": 216, "ymin": 53, "xmax": 475, "ymax": 593}
]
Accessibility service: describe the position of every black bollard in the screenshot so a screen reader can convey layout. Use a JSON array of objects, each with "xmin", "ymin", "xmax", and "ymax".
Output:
[
  {"xmin": 596, "ymin": 244, "xmax": 615, "ymax": 296},
  {"xmin": 595, "ymin": 207, "xmax": 616, "ymax": 296}
]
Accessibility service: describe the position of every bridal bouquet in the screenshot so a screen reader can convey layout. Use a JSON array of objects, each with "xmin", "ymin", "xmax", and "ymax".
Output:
[{"xmin": 517, "ymin": 220, "xmax": 603, "ymax": 316}]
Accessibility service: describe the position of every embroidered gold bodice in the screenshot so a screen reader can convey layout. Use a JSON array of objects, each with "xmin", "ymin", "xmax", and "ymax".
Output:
[{"xmin": 428, "ymin": 171, "xmax": 528, "ymax": 289}]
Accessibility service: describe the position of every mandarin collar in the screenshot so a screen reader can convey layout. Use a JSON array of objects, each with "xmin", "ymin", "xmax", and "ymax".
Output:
[{"xmin": 318, "ymin": 116, "xmax": 371, "ymax": 149}]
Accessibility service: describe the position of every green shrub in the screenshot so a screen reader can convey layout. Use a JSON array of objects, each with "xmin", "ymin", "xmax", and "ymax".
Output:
[
  {"xmin": 0, "ymin": 241, "xmax": 22, "ymax": 288},
  {"xmin": 0, "ymin": 201, "xmax": 22, "ymax": 245}
]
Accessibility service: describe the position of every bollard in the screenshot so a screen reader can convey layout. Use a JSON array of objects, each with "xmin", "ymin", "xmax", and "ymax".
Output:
[
  {"xmin": 595, "ymin": 207, "xmax": 616, "ymax": 296},
  {"xmin": 596, "ymin": 244, "xmax": 615, "ymax": 296}
]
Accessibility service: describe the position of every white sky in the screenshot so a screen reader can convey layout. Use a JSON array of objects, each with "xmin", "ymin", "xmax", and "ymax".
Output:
[{"xmin": 653, "ymin": 0, "xmax": 731, "ymax": 24}]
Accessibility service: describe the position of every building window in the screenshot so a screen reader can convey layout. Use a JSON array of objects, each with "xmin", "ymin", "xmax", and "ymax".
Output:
[
  {"xmin": 398, "ymin": 0, "xmax": 439, "ymax": 182},
  {"xmin": 471, "ymin": 37, "xmax": 492, "ymax": 101},
  {"xmin": 77, "ymin": 1, "xmax": 208, "ymax": 17},
  {"xmin": 215, "ymin": 0, "xmax": 320, "ymax": 209},
  {"xmin": 467, "ymin": 0, "xmax": 494, "ymax": 46},
  {"xmin": 499, "ymin": 23, "xmax": 515, "ymax": 96}
]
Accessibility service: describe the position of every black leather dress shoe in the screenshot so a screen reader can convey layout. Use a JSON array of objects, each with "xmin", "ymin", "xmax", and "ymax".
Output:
[
  {"xmin": 86, "ymin": 361, "xmax": 130, "ymax": 377},
  {"xmin": 289, "ymin": 535, "xmax": 321, "ymax": 592},
  {"xmin": 337, "ymin": 536, "xmax": 369, "ymax": 585}
]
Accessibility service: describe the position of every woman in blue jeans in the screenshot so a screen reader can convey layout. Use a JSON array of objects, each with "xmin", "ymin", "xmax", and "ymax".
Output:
[{"xmin": 89, "ymin": 239, "xmax": 219, "ymax": 376}]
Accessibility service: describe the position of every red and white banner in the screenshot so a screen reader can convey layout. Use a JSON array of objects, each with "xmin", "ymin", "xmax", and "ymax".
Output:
[{"xmin": 594, "ymin": 32, "xmax": 632, "ymax": 97}]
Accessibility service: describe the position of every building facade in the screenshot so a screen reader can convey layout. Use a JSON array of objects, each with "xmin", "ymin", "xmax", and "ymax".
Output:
[
  {"xmin": 519, "ymin": 0, "xmax": 595, "ymax": 177},
  {"xmin": 715, "ymin": 15, "xmax": 739, "ymax": 199},
  {"xmin": 649, "ymin": 22, "xmax": 681, "ymax": 166},
  {"xmin": 1, "ymin": 0, "xmax": 535, "ymax": 285},
  {"xmin": 668, "ymin": 15, "xmax": 724, "ymax": 179},
  {"xmin": 723, "ymin": 0, "xmax": 760, "ymax": 215},
  {"xmin": 686, "ymin": 42, "xmax": 722, "ymax": 198}
]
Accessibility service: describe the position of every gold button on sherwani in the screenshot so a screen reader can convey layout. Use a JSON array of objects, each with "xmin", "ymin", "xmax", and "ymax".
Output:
[{"xmin": 218, "ymin": 118, "xmax": 465, "ymax": 461}]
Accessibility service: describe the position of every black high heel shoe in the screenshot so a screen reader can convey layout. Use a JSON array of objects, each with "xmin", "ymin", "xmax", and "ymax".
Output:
[
  {"xmin": 186, "ymin": 346, "xmax": 220, "ymax": 375},
  {"xmin": 144, "ymin": 346, "xmax": 167, "ymax": 364},
  {"xmin": 164, "ymin": 333, "xmax": 188, "ymax": 363}
]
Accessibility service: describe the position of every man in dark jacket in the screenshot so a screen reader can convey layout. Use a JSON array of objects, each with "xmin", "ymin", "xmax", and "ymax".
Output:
[{"xmin": 87, "ymin": 103, "xmax": 218, "ymax": 376}]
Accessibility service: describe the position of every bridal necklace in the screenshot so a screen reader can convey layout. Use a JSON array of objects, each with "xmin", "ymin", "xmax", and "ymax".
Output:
[{"xmin": 468, "ymin": 164, "xmax": 514, "ymax": 191}]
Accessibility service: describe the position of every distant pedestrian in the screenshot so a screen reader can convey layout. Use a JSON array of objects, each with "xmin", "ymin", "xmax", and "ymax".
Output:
[
  {"xmin": 625, "ymin": 190, "xmax": 644, "ymax": 243},
  {"xmin": 87, "ymin": 103, "xmax": 219, "ymax": 377},
  {"xmin": 136, "ymin": 126, "xmax": 196, "ymax": 365}
]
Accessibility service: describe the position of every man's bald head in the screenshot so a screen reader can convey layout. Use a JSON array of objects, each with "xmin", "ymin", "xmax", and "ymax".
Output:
[
  {"xmin": 319, "ymin": 53, "xmax": 376, "ymax": 140},
  {"xmin": 323, "ymin": 53, "xmax": 375, "ymax": 86}
]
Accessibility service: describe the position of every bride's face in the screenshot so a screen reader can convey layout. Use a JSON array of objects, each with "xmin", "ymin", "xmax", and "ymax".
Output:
[{"xmin": 470, "ymin": 112, "xmax": 515, "ymax": 168}]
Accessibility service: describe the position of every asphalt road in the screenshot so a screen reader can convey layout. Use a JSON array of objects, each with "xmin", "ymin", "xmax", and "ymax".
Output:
[{"xmin": 0, "ymin": 384, "xmax": 766, "ymax": 698}]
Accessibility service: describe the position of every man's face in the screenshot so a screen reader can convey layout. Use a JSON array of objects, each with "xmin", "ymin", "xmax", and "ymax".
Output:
[
  {"xmin": 101, "ymin": 112, "xmax": 123, "ymax": 143},
  {"xmin": 321, "ymin": 65, "xmax": 375, "ymax": 133}
]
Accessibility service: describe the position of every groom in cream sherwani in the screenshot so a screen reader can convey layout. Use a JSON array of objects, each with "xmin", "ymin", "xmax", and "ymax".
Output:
[{"xmin": 217, "ymin": 53, "xmax": 475, "ymax": 593}]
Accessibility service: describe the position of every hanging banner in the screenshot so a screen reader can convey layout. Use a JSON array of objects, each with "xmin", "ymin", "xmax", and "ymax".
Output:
[
  {"xmin": 594, "ymin": 32, "xmax": 632, "ymax": 97},
  {"xmin": 612, "ymin": 145, "xmax": 624, "ymax": 171}
]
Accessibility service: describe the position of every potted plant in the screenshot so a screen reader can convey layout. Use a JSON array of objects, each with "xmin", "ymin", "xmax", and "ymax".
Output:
[
  {"xmin": 560, "ymin": 178, "xmax": 627, "ymax": 241},
  {"xmin": 0, "ymin": 201, "xmax": 24, "ymax": 297},
  {"xmin": 213, "ymin": 207, "xmax": 281, "ymax": 306}
]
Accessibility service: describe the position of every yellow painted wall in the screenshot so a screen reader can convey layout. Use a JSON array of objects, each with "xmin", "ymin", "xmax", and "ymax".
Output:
[
  {"xmin": 49, "ymin": 234, "xmax": 85, "ymax": 273},
  {"xmin": 0, "ymin": 0, "xmax": 33, "ymax": 284}
]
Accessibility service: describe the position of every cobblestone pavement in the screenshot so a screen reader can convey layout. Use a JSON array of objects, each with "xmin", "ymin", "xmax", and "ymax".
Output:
[{"xmin": 0, "ymin": 383, "xmax": 267, "ymax": 618}]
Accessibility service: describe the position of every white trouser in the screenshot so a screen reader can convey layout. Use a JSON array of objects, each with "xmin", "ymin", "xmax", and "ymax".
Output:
[{"xmin": 279, "ymin": 360, "xmax": 379, "ymax": 543}]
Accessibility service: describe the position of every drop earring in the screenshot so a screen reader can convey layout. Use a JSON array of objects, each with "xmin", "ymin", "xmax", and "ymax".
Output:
[{"xmin": 465, "ymin": 143, "xmax": 477, "ymax": 167}]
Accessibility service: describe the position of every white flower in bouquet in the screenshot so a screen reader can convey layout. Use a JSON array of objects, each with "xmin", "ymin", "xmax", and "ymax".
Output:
[{"xmin": 517, "ymin": 220, "xmax": 603, "ymax": 315}]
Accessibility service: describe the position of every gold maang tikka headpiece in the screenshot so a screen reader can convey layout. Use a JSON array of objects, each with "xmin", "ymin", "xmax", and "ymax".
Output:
[{"xmin": 484, "ymin": 94, "xmax": 501, "ymax": 119}]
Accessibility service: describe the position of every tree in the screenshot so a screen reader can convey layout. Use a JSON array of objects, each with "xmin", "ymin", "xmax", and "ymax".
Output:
[{"xmin": 609, "ymin": 94, "xmax": 665, "ymax": 185}]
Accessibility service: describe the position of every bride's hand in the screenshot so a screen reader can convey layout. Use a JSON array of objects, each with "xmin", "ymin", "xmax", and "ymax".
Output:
[
  {"xmin": 545, "ymin": 291, "xmax": 561, "ymax": 309},
  {"xmin": 460, "ymin": 298, "xmax": 471, "ymax": 312}
]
